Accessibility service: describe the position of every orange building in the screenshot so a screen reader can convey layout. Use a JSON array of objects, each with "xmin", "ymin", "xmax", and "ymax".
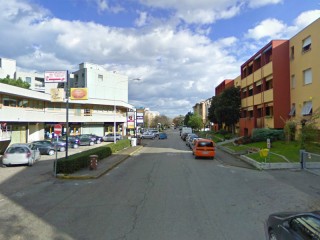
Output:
[{"xmin": 239, "ymin": 40, "xmax": 290, "ymax": 136}]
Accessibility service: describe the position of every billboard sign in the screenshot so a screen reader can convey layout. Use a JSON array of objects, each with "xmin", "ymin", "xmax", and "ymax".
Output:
[
  {"xmin": 50, "ymin": 88, "xmax": 65, "ymax": 102},
  {"xmin": 127, "ymin": 112, "xmax": 135, "ymax": 129},
  {"xmin": 45, "ymin": 71, "xmax": 67, "ymax": 83},
  {"xmin": 70, "ymin": 88, "xmax": 88, "ymax": 100}
]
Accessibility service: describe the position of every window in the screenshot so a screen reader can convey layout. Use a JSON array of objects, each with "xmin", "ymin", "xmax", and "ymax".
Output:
[
  {"xmin": 84, "ymin": 108, "xmax": 92, "ymax": 116},
  {"xmin": 255, "ymin": 80, "xmax": 262, "ymax": 94},
  {"xmin": 291, "ymin": 75, "xmax": 296, "ymax": 89},
  {"xmin": 290, "ymin": 216, "xmax": 320, "ymax": 240},
  {"xmin": 98, "ymin": 74, "xmax": 103, "ymax": 81},
  {"xmin": 301, "ymin": 101, "xmax": 312, "ymax": 116},
  {"xmin": 25, "ymin": 77, "xmax": 31, "ymax": 84},
  {"xmin": 3, "ymin": 97, "xmax": 17, "ymax": 107},
  {"xmin": 266, "ymin": 79, "xmax": 273, "ymax": 90},
  {"xmin": 289, "ymin": 104, "xmax": 296, "ymax": 116},
  {"xmin": 266, "ymin": 106, "xmax": 273, "ymax": 116},
  {"xmin": 248, "ymin": 85, "xmax": 253, "ymax": 96},
  {"xmin": 302, "ymin": 36, "xmax": 311, "ymax": 53},
  {"xmin": 303, "ymin": 68, "xmax": 312, "ymax": 85},
  {"xmin": 290, "ymin": 46, "xmax": 295, "ymax": 60}
]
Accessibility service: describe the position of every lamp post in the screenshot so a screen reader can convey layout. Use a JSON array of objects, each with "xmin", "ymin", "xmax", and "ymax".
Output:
[{"xmin": 113, "ymin": 78, "xmax": 141, "ymax": 143}]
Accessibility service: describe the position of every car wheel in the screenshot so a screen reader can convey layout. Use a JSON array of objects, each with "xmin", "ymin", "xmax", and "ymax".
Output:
[
  {"xmin": 73, "ymin": 144, "xmax": 79, "ymax": 149},
  {"xmin": 89, "ymin": 141, "xmax": 94, "ymax": 146},
  {"xmin": 2, "ymin": 164, "xmax": 7, "ymax": 168},
  {"xmin": 96, "ymin": 140, "xmax": 101, "ymax": 144},
  {"xmin": 268, "ymin": 230, "xmax": 277, "ymax": 240},
  {"xmin": 48, "ymin": 149, "xmax": 55, "ymax": 156},
  {"xmin": 59, "ymin": 147, "xmax": 66, "ymax": 152}
]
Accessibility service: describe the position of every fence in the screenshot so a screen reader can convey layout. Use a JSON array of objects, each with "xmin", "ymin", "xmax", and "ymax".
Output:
[{"xmin": 300, "ymin": 150, "xmax": 320, "ymax": 169}]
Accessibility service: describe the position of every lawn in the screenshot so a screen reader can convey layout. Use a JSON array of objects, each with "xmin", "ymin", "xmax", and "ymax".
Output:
[{"xmin": 221, "ymin": 140, "xmax": 301, "ymax": 163}]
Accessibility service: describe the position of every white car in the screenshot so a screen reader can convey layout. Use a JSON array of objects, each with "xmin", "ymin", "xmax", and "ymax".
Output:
[
  {"xmin": 141, "ymin": 132, "xmax": 155, "ymax": 139},
  {"xmin": 103, "ymin": 133, "xmax": 123, "ymax": 142},
  {"xmin": 2, "ymin": 143, "xmax": 41, "ymax": 167}
]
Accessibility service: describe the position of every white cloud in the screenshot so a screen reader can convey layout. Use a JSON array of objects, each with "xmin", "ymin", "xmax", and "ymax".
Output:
[
  {"xmin": 245, "ymin": 18, "xmax": 286, "ymax": 41},
  {"xmin": 294, "ymin": 10, "xmax": 320, "ymax": 28},
  {"xmin": 135, "ymin": 11, "xmax": 148, "ymax": 27},
  {"xmin": 248, "ymin": 0, "xmax": 283, "ymax": 8}
]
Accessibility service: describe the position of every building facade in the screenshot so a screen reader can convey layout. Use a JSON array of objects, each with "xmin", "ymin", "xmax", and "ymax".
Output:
[
  {"xmin": 239, "ymin": 40, "xmax": 290, "ymax": 136},
  {"xmin": 289, "ymin": 17, "xmax": 320, "ymax": 126},
  {"xmin": 0, "ymin": 60, "xmax": 135, "ymax": 152}
]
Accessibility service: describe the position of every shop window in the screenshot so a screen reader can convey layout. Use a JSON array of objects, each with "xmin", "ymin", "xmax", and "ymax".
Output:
[
  {"xmin": 84, "ymin": 109, "xmax": 92, "ymax": 116},
  {"xmin": 3, "ymin": 97, "xmax": 17, "ymax": 107},
  {"xmin": 18, "ymin": 99, "xmax": 28, "ymax": 108}
]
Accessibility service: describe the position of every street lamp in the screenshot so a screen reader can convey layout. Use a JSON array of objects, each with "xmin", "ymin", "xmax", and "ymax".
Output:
[{"xmin": 113, "ymin": 78, "xmax": 141, "ymax": 143}]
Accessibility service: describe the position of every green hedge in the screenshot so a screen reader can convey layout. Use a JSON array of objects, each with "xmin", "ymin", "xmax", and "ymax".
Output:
[
  {"xmin": 251, "ymin": 128, "xmax": 284, "ymax": 142},
  {"xmin": 56, "ymin": 139, "xmax": 130, "ymax": 174}
]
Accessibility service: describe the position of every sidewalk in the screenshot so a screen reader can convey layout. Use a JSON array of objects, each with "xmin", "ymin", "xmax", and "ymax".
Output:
[{"xmin": 56, "ymin": 145, "xmax": 143, "ymax": 180}]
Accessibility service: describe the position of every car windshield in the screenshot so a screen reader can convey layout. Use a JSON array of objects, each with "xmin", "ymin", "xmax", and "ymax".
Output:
[
  {"xmin": 7, "ymin": 146, "xmax": 29, "ymax": 153},
  {"xmin": 198, "ymin": 141, "xmax": 213, "ymax": 147}
]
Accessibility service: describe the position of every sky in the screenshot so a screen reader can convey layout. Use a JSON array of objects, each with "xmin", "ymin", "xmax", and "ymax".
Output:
[{"xmin": 1, "ymin": 0, "xmax": 320, "ymax": 118}]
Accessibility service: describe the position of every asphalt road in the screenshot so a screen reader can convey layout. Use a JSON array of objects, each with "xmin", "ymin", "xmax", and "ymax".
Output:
[{"xmin": 0, "ymin": 130, "xmax": 319, "ymax": 240}]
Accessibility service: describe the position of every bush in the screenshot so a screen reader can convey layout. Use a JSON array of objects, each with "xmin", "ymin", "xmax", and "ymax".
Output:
[
  {"xmin": 251, "ymin": 128, "xmax": 284, "ymax": 142},
  {"xmin": 56, "ymin": 139, "xmax": 130, "ymax": 174}
]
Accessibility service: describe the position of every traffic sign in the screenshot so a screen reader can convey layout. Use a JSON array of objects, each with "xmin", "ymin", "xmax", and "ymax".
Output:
[{"xmin": 54, "ymin": 124, "xmax": 62, "ymax": 135}]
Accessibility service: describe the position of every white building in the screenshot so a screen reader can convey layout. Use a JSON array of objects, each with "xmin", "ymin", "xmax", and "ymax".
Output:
[{"xmin": 0, "ymin": 58, "xmax": 135, "ymax": 150}]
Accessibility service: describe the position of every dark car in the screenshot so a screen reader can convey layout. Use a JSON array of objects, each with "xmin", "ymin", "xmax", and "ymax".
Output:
[
  {"xmin": 58, "ymin": 137, "xmax": 79, "ymax": 149},
  {"xmin": 80, "ymin": 134, "xmax": 103, "ymax": 144},
  {"xmin": 266, "ymin": 211, "xmax": 320, "ymax": 240},
  {"xmin": 32, "ymin": 140, "xmax": 56, "ymax": 155},
  {"xmin": 77, "ymin": 135, "xmax": 95, "ymax": 146}
]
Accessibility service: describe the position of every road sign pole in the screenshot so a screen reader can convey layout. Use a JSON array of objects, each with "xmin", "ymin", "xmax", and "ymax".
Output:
[{"xmin": 66, "ymin": 71, "xmax": 69, "ymax": 160}]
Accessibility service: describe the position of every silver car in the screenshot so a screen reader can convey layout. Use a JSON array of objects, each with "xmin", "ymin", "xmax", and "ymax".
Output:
[
  {"xmin": 141, "ymin": 132, "xmax": 155, "ymax": 139},
  {"xmin": 103, "ymin": 133, "xmax": 123, "ymax": 142},
  {"xmin": 2, "ymin": 143, "xmax": 41, "ymax": 167}
]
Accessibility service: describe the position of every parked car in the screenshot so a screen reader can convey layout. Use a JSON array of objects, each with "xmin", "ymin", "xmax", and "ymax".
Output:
[
  {"xmin": 50, "ymin": 139, "xmax": 67, "ymax": 151},
  {"xmin": 103, "ymin": 133, "xmax": 123, "ymax": 142},
  {"xmin": 60, "ymin": 136, "xmax": 79, "ymax": 148},
  {"xmin": 181, "ymin": 132, "xmax": 189, "ymax": 141},
  {"xmin": 80, "ymin": 134, "xmax": 103, "ymax": 144},
  {"xmin": 266, "ymin": 211, "xmax": 320, "ymax": 240},
  {"xmin": 150, "ymin": 130, "xmax": 160, "ymax": 137},
  {"xmin": 2, "ymin": 143, "xmax": 41, "ymax": 166},
  {"xmin": 192, "ymin": 139, "xmax": 215, "ymax": 159},
  {"xmin": 32, "ymin": 140, "xmax": 56, "ymax": 155},
  {"xmin": 77, "ymin": 135, "xmax": 95, "ymax": 146},
  {"xmin": 158, "ymin": 132, "xmax": 168, "ymax": 139},
  {"xmin": 141, "ymin": 132, "xmax": 155, "ymax": 139},
  {"xmin": 186, "ymin": 134, "xmax": 198, "ymax": 148}
]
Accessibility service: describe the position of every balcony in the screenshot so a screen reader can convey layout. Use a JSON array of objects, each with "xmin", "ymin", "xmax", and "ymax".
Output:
[{"xmin": 263, "ymin": 62, "xmax": 273, "ymax": 77}]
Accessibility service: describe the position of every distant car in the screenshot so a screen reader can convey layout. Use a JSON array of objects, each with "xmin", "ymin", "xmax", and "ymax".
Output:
[
  {"xmin": 50, "ymin": 139, "xmax": 67, "ymax": 151},
  {"xmin": 32, "ymin": 140, "xmax": 56, "ymax": 155},
  {"xmin": 150, "ymin": 130, "xmax": 160, "ymax": 137},
  {"xmin": 103, "ymin": 133, "xmax": 123, "ymax": 142},
  {"xmin": 80, "ymin": 134, "xmax": 103, "ymax": 144},
  {"xmin": 192, "ymin": 139, "xmax": 215, "ymax": 159},
  {"xmin": 77, "ymin": 135, "xmax": 95, "ymax": 146},
  {"xmin": 141, "ymin": 132, "xmax": 155, "ymax": 139},
  {"xmin": 158, "ymin": 132, "xmax": 168, "ymax": 139},
  {"xmin": 60, "ymin": 136, "xmax": 79, "ymax": 148},
  {"xmin": 266, "ymin": 211, "xmax": 320, "ymax": 240},
  {"xmin": 186, "ymin": 134, "xmax": 198, "ymax": 148},
  {"xmin": 2, "ymin": 143, "xmax": 41, "ymax": 166}
]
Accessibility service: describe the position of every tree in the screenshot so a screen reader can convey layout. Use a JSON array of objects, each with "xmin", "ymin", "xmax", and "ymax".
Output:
[
  {"xmin": 188, "ymin": 113, "xmax": 203, "ymax": 130},
  {"xmin": 184, "ymin": 112, "xmax": 193, "ymax": 126},
  {"xmin": 208, "ymin": 86, "xmax": 240, "ymax": 133},
  {"xmin": 0, "ymin": 76, "xmax": 30, "ymax": 89},
  {"xmin": 151, "ymin": 115, "xmax": 171, "ymax": 129},
  {"xmin": 172, "ymin": 115, "xmax": 184, "ymax": 127}
]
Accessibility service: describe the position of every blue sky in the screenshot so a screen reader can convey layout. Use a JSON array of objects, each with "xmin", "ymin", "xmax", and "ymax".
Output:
[{"xmin": 1, "ymin": 0, "xmax": 320, "ymax": 117}]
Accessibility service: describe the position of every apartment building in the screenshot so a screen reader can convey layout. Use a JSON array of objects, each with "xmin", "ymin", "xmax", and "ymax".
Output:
[
  {"xmin": 192, "ymin": 98, "xmax": 212, "ymax": 130},
  {"xmin": 289, "ymin": 17, "xmax": 320, "ymax": 126},
  {"xmin": 239, "ymin": 40, "xmax": 290, "ymax": 136}
]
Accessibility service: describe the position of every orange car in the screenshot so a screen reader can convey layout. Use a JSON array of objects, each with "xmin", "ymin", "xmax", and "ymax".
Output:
[{"xmin": 192, "ymin": 138, "xmax": 215, "ymax": 159}]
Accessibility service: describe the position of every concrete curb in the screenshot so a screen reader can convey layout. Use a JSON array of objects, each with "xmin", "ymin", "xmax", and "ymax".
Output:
[{"xmin": 56, "ymin": 145, "xmax": 143, "ymax": 180}]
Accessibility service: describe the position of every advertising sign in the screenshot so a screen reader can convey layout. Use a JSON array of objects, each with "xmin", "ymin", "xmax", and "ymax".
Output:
[
  {"xmin": 127, "ymin": 112, "xmax": 135, "ymax": 129},
  {"xmin": 50, "ymin": 88, "xmax": 65, "ymax": 102},
  {"xmin": 45, "ymin": 71, "xmax": 67, "ymax": 83},
  {"xmin": 70, "ymin": 88, "xmax": 88, "ymax": 100}
]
